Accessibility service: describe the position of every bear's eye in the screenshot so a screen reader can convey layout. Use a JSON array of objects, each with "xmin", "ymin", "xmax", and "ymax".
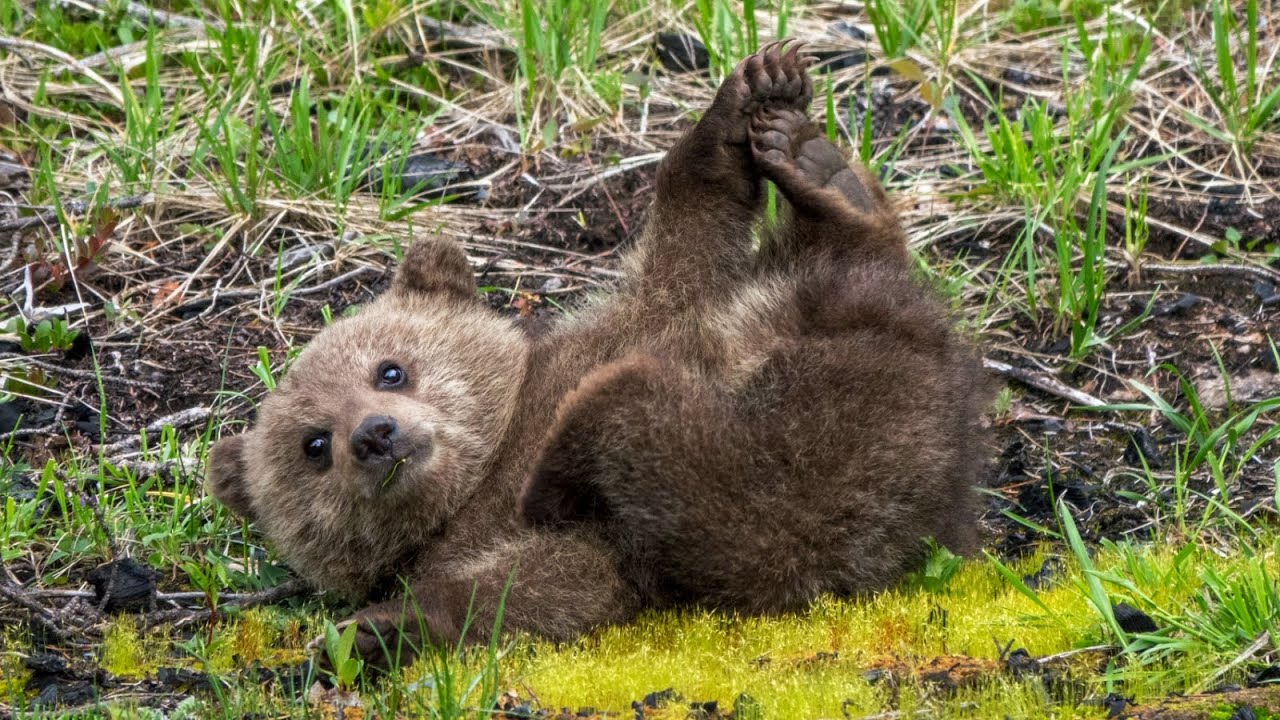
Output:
[
  {"xmin": 376, "ymin": 362, "xmax": 407, "ymax": 389},
  {"xmin": 303, "ymin": 433, "xmax": 330, "ymax": 463}
]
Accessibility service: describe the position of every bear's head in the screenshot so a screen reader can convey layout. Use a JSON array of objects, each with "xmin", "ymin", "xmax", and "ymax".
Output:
[{"xmin": 206, "ymin": 239, "xmax": 529, "ymax": 598}]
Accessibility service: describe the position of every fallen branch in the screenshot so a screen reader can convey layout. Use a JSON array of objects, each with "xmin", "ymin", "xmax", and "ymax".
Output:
[
  {"xmin": 982, "ymin": 357, "xmax": 1107, "ymax": 408},
  {"xmin": 0, "ymin": 37, "xmax": 123, "ymax": 106},
  {"xmin": 59, "ymin": 0, "xmax": 219, "ymax": 31},
  {"xmin": 1144, "ymin": 261, "xmax": 1280, "ymax": 284},
  {"xmin": 32, "ymin": 578, "xmax": 311, "ymax": 609},
  {"xmin": 0, "ymin": 574, "xmax": 73, "ymax": 642},
  {"xmin": 94, "ymin": 406, "xmax": 210, "ymax": 454},
  {"xmin": 0, "ymin": 194, "xmax": 152, "ymax": 234}
]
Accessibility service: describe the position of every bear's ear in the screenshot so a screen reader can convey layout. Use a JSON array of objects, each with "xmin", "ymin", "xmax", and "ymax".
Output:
[
  {"xmin": 391, "ymin": 238, "xmax": 474, "ymax": 301},
  {"xmin": 206, "ymin": 434, "xmax": 257, "ymax": 521}
]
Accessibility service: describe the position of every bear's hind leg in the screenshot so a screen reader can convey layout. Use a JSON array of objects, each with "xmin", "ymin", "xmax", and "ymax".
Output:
[
  {"xmin": 628, "ymin": 42, "xmax": 814, "ymax": 307},
  {"xmin": 750, "ymin": 108, "xmax": 908, "ymax": 270}
]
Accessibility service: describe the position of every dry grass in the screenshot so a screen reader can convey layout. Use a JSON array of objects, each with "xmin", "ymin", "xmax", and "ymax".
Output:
[{"xmin": 1, "ymin": 0, "xmax": 1279, "ymax": 716}]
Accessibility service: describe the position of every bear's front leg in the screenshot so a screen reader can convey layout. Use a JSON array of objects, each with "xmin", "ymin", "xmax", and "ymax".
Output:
[
  {"xmin": 626, "ymin": 41, "xmax": 814, "ymax": 308},
  {"xmin": 309, "ymin": 530, "xmax": 637, "ymax": 673}
]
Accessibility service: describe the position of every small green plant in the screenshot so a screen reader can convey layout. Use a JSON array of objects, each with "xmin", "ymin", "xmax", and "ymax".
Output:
[
  {"xmin": 3, "ymin": 316, "xmax": 80, "ymax": 353},
  {"xmin": 464, "ymin": 0, "xmax": 621, "ymax": 143},
  {"xmin": 1058, "ymin": 499, "xmax": 1127, "ymax": 646},
  {"xmin": 947, "ymin": 15, "xmax": 1162, "ymax": 356},
  {"xmin": 912, "ymin": 538, "xmax": 963, "ymax": 595},
  {"xmin": 1123, "ymin": 177, "xmax": 1151, "ymax": 283},
  {"xmin": 250, "ymin": 346, "xmax": 279, "ymax": 391},
  {"xmin": 184, "ymin": 552, "xmax": 231, "ymax": 646},
  {"xmin": 322, "ymin": 620, "xmax": 365, "ymax": 690}
]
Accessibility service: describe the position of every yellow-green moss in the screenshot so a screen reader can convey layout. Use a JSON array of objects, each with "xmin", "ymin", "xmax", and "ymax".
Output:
[
  {"xmin": 0, "ymin": 644, "xmax": 31, "ymax": 702},
  {"xmin": 493, "ymin": 539, "xmax": 1280, "ymax": 719},
  {"xmin": 101, "ymin": 616, "xmax": 168, "ymax": 680}
]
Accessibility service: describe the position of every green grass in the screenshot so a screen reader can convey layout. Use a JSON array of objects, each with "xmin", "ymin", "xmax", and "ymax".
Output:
[{"xmin": 2, "ymin": 0, "xmax": 1279, "ymax": 717}]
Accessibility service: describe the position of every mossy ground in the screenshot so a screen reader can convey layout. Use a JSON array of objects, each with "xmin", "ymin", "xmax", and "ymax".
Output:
[{"xmin": 2, "ymin": 0, "xmax": 1279, "ymax": 717}]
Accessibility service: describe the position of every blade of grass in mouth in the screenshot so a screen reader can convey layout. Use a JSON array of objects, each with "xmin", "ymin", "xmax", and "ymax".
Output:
[{"xmin": 383, "ymin": 458, "xmax": 407, "ymax": 488}]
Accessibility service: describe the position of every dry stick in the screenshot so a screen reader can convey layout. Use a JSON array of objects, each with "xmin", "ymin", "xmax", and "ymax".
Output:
[
  {"xmin": 1035, "ymin": 644, "xmax": 1116, "ymax": 665},
  {"xmin": 0, "ymin": 37, "xmax": 124, "ymax": 107},
  {"xmin": 0, "ymin": 574, "xmax": 72, "ymax": 641},
  {"xmin": 2, "ymin": 356, "xmax": 164, "ymax": 389},
  {"xmin": 59, "ymin": 0, "xmax": 218, "ymax": 31},
  {"xmin": 1192, "ymin": 631, "xmax": 1271, "ymax": 694},
  {"xmin": 0, "ymin": 194, "xmax": 153, "ymax": 235},
  {"xmin": 94, "ymin": 406, "xmax": 211, "ymax": 454},
  {"xmin": 31, "ymin": 579, "xmax": 310, "ymax": 608},
  {"xmin": 138, "ymin": 580, "xmax": 311, "ymax": 632},
  {"xmin": 982, "ymin": 357, "xmax": 1107, "ymax": 408},
  {"xmin": 1143, "ymin": 262, "xmax": 1280, "ymax": 284},
  {"xmin": 169, "ymin": 265, "xmax": 384, "ymax": 316}
]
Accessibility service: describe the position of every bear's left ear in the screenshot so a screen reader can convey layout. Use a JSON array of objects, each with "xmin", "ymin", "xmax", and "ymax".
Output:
[
  {"xmin": 206, "ymin": 434, "xmax": 257, "ymax": 521},
  {"xmin": 391, "ymin": 238, "xmax": 475, "ymax": 301}
]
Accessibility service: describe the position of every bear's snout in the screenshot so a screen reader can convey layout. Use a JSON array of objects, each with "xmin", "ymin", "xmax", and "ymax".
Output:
[{"xmin": 351, "ymin": 415, "xmax": 404, "ymax": 465}]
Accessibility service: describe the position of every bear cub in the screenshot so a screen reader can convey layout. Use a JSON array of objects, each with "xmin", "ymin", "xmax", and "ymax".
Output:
[{"xmin": 207, "ymin": 41, "xmax": 990, "ymax": 668}]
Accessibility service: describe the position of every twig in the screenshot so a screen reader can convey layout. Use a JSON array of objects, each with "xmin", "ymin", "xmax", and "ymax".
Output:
[
  {"xmin": 170, "ymin": 265, "xmax": 383, "ymax": 315},
  {"xmin": 1192, "ymin": 631, "xmax": 1271, "ymax": 694},
  {"xmin": 1143, "ymin": 262, "xmax": 1280, "ymax": 284},
  {"xmin": 138, "ymin": 580, "xmax": 312, "ymax": 631},
  {"xmin": 94, "ymin": 406, "xmax": 210, "ymax": 454},
  {"xmin": 1035, "ymin": 644, "xmax": 1116, "ymax": 664},
  {"xmin": 0, "ymin": 194, "xmax": 152, "ymax": 235},
  {"xmin": 1, "ymin": 356, "xmax": 164, "ymax": 389},
  {"xmin": 0, "ymin": 37, "xmax": 124, "ymax": 106},
  {"xmin": 982, "ymin": 357, "xmax": 1107, "ymax": 408},
  {"xmin": 30, "ymin": 578, "xmax": 310, "ymax": 608},
  {"xmin": 0, "ymin": 574, "xmax": 72, "ymax": 641},
  {"xmin": 60, "ymin": 0, "xmax": 219, "ymax": 30}
]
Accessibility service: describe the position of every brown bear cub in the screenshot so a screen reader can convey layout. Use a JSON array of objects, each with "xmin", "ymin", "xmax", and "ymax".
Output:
[{"xmin": 207, "ymin": 41, "xmax": 990, "ymax": 667}]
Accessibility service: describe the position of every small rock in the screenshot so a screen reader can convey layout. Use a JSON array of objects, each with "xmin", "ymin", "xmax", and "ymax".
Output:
[
  {"xmin": 1249, "ymin": 664, "xmax": 1280, "ymax": 687},
  {"xmin": 1101, "ymin": 693, "xmax": 1134, "ymax": 718},
  {"xmin": 1217, "ymin": 314, "xmax": 1246, "ymax": 334},
  {"xmin": 278, "ymin": 242, "xmax": 332, "ymax": 271},
  {"xmin": 1253, "ymin": 280, "xmax": 1278, "ymax": 305},
  {"xmin": 1229, "ymin": 707, "xmax": 1258, "ymax": 720},
  {"xmin": 654, "ymin": 32, "xmax": 709, "ymax": 73},
  {"xmin": 1022, "ymin": 557, "xmax": 1065, "ymax": 590},
  {"xmin": 399, "ymin": 153, "xmax": 480, "ymax": 199},
  {"xmin": 1123, "ymin": 427, "xmax": 1165, "ymax": 469},
  {"xmin": 1004, "ymin": 648, "xmax": 1040, "ymax": 677},
  {"xmin": 809, "ymin": 49, "xmax": 869, "ymax": 72},
  {"xmin": 157, "ymin": 666, "xmax": 210, "ymax": 691},
  {"xmin": 364, "ymin": 152, "xmax": 480, "ymax": 201},
  {"xmin": 688, "ymin": 700, "xmax": 718, "ymax": 719},
  {"xmin": 1256, "ymin": 343, "xmax": 1280, "ymax": 373},
  {"xmin": 641, "ymin": 688, "xmax": 677, "ymax": 708},
  {"xmin": 87, "ymin": 557, "xmax": 159, "ymax": 612},
  {"xmin": 831, "ymin": 20, "xmax": 870, "ymax": 40},
  {"xmin": 1160, "ymin": 293, "xmax": 1203, "ymax": 317},
  {"xmin": 861, "ymin": 667, "xmax": 890, "ymax": 684},
  {"xmin": 1114, "ymin": 602, "xmax": 1158, "ymax": 634},
  {"xmin": 64, "ymin": 331, "xmax": 92, "ymax": 363}
]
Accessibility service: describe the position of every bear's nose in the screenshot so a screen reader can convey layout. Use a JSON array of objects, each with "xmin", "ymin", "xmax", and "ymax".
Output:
[{"xmin": 350, "ymin": 415, "xmax": 402, "ymax": 464}]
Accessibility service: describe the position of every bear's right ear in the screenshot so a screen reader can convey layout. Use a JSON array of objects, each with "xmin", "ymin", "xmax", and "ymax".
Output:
[
  {"xmin": 391, "ymin": 238, "xmax": 474, "ymax": 301},
  {"xmin": 207, "ymin": 434, "xmax": 257, "ymax": 521}
]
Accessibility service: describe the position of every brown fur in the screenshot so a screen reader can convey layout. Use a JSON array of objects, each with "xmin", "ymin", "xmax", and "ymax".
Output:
[{"xmin": 207, "ymin": 41, "xmax": 991, "ymax": 667}]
